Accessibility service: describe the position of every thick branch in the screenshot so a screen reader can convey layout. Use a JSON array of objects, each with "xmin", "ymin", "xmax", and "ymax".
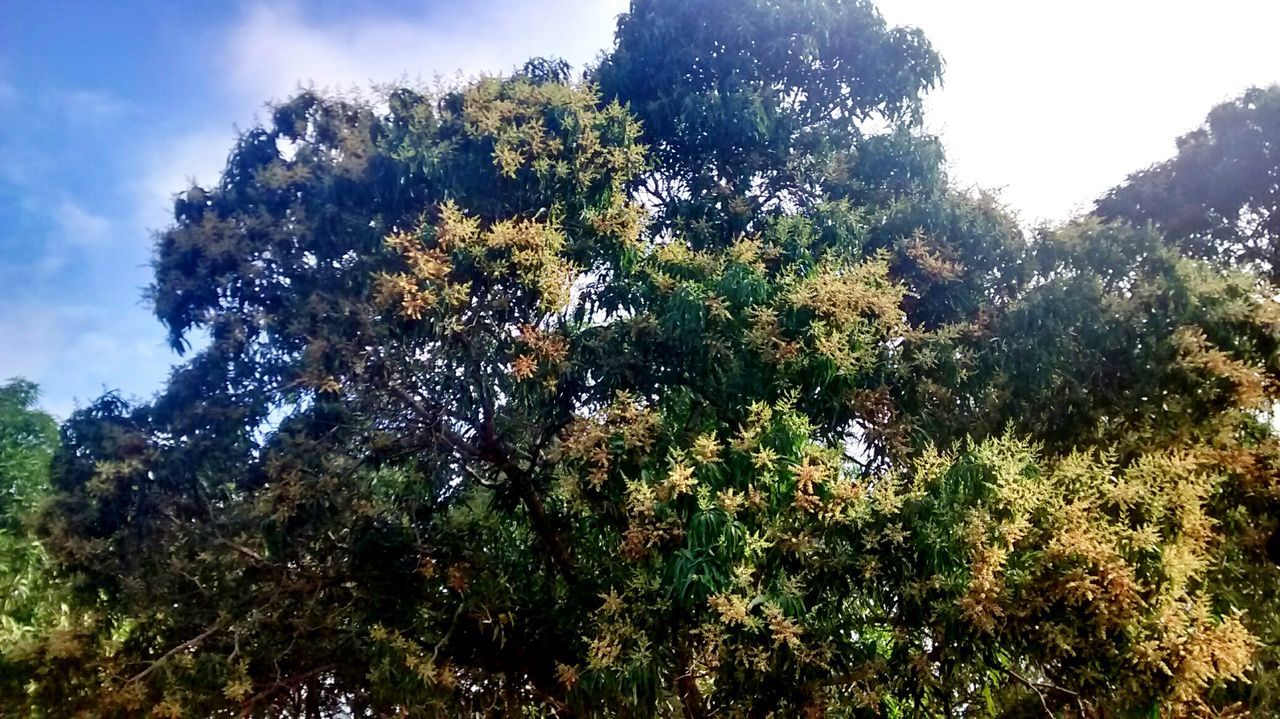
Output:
[
  {"xmin": 674, "ymin": 643, "xmax": 708, "ymax": 719},
  {"xmin": 387, "ymin": 384, "xmax": 481, "ymax": 458},
  {"xmin": 488, "ymin": 447, "xmax": 578, "ymax": 583},
  {"xmin": 676, "ymin": 672, "xmax": 707, "ymax": 719},
  {"xmin": 388, "ymin": 382, "xmax": 577, "ymax": 583},
  {"xmin": 215, "ymin": 537, "xmax": 265, "ymax": 563},
  {"xmin": 240, "ymin": 663, "xmax": 337, "ymax": 714}
]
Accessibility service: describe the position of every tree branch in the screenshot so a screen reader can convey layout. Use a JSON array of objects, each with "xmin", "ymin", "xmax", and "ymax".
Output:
[
  {"xmin": 215, "ymin": 537, "xmax": 266, "ymax": 563},
  {"xmin": 1002, "ymin": 667, "xmax": 1084, "ymax": 718},
  {"xmin": 387, "ymin": 383, "xmax": 481, "ymax": 459},
  {"xmin": 239, "ymin": 663, "xmax": 337, "ymax": 715},
  {"xmin": 389, "ymin": 381, "xmax": 577, "ymax": 583},
  {"xmin": 129, "ymin": 620, "xmax": 225, "ymax": 684},
  {"xmin": 504, "ymin": 463, "xmax": 578, "ymax": 583}
]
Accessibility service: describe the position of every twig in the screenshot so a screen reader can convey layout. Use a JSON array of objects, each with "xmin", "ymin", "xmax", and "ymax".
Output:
[
  {"xmin": 1005, "ymin": 668, "xmax": 1052, "ymax": 718},
  {"xmin": 1003, "ymin": 667, "xmax": 1084, "ymax": 718},
  {"xmin": 128, "ymin": 621, "xmax": 225, "ymax": 684},
  {"xmin": 387, "ymin": 384, "xmax": 480, "ymax": 458},
  {"xmin": 431, "ymin": 602, "xmax": 467, "ymax": 666},
  {"xmin": 239, "ymin": 663, "xmax": 337, "ymax": 715},
  {"xmin": 216, "ymin": 537, "xmax": 265, "ymax": 563}
]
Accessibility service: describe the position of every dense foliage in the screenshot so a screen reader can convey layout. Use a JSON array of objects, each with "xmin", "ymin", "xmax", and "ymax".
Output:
[
  {"xmin": 3, "ymin": 2, "xmax": 1279, "ymax": 717},
  {"xmin": 0, "ymin": 381, "xmax": 61, "ymax": 703}
]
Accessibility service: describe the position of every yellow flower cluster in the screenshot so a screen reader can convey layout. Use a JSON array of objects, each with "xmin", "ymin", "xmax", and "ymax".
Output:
[
  {"xmin": 1173, "ymin": 325, "xmax": 1270, "ymax": 409},
  {"xmin": 460, "ymin": 77, "xmax": 644, "ymax": 194},
  {"xmin": 511, "ymin": 323, "xmax": 570, "ymax": 384},
  {"xmin": 561, "ymin": 391, "xmax": 660, "ymax": 490},
  {"xmin": 943, "ymin": 437, "xmax": 1257, "ymax": 711},
  {"xmin": 377, "ymin": 199, "xmax": 582, "ymax": 326}
]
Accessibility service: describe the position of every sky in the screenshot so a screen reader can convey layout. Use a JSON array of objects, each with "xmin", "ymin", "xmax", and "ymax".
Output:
[{"xmin": 2, "ymin": 0, "xmax": 1278, "ymax": 418}]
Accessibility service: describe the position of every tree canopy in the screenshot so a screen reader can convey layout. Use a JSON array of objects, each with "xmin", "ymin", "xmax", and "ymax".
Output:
[
  {"xmin": 1096, "ymin": 84, "xmax": 1280, "ymax": 283},
  {"xmin": 3, "ymin": 2, "xmax": 1279, "ymax": 717}
]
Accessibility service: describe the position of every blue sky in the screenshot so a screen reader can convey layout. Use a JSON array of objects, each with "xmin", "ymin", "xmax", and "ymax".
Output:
[{"xmin": 3, "ymin": 0, "xmax": 1279, "ymax": 417}]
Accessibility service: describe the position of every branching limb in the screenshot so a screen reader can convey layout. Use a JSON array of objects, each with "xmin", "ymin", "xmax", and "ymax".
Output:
[
  {"xmin": 128, "ymin": 620, "xmax": 226, "ymax": 684},
  {"xmin": 1003, "ymin": 667, "xmax": 1085, "ymax": 718}
]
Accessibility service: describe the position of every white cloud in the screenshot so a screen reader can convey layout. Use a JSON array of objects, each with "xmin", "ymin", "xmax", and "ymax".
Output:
[
  {"xmin": 225, "ymin": 3, "xmax": 485, "ymax": 105},
  {"xmin": 0, "ymin": 303, "xmax": 173, "ymax": 419},
  {"xmin": 0, "ymin": 307, "xmax": 74, "ymax": 382},
  {"xmin": 28, "ymin": 198, "xmax": 117, "ymax": 277},
  {"xmin": 54, "ymin": 198, "xmax": 112, "ymax": 248},
  {"xmin": 134, "ymin": 127, "xmax": 238, "ymax": 233},
  {"xmin": 47, "ymin": 88, "xmax": 132, "ymax": 125},
  {"xmin": 224, "ymin": 1, "xmax": 627, "ymax": 108},
  {"xmin": 876, "ymin": 0, "xmax": 1280, "ymax": 224}
]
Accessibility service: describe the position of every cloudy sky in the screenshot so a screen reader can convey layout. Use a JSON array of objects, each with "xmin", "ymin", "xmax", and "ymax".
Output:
[{"xmin": 2, "ymin": 0, "xmax": 1278, "ymax": 417}]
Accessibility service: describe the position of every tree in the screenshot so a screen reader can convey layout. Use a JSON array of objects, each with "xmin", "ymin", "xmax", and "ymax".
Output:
[
  {"xmin": 15, "ymin": 2, "xmax": 1280, "ymax": 717},
  {"xmin": 1096, "ymin": 84, "xmax": 1280, "ymax": 283},
  {"xmin": 0, "ymin": 380, "xmax": 61, "ymax": 705},
  {"xmin": 1097, "ymin": 82, "xmax": 1280, "ymax": 713},
  {"xmin": 595, "ymin": 0, "xmax": 942, "ymax": 245}
]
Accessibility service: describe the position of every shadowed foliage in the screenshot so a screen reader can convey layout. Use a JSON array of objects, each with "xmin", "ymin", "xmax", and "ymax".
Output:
[{"xmin": 2, "ymin": 2, "xmax": 1278, "ymax": 717}]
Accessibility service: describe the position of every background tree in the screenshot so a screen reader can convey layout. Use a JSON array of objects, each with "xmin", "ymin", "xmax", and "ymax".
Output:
[
  {"xmin": 594, "ymin": 0, "xmax": 942, "ymax": 246},
  {"xmin": 0, "ymin": 380, "xmax": 61, "ymax": 705},
  {"xmin": 1096, "ymin": 84, "xmax": 1280, "ymax": 283},
  {"xmin": 11, "ymin": 2, "xmax": 1280, "ymax": 717},
  {"xmin": 1097, "ymin": 81, "xmax": 1280, "ymax": 713}
]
